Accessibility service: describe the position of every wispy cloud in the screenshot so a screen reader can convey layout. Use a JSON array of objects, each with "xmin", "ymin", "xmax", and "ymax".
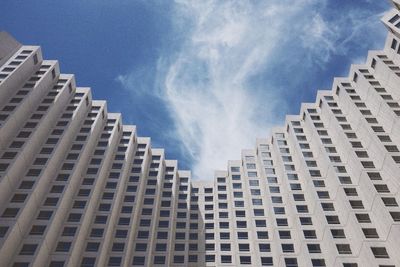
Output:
[{"xmin": 118, "ymin": 0, "xmax": 389, "ymax": 180}]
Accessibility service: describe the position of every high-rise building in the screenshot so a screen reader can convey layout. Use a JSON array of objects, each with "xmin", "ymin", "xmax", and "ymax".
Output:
[{"xmin": 1, "ymin": 3, "xmax": 400, "ymax": 267}]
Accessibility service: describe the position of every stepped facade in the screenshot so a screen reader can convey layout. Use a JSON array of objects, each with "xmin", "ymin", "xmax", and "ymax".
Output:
[{"xmin": 1, "ymin": 2, "xmax": 400, "ymax": 266}]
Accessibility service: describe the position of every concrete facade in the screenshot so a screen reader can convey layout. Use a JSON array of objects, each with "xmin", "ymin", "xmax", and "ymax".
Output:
[{"xmin": 1, "ymin": 2, "xmax": 400, "ymax": 267}]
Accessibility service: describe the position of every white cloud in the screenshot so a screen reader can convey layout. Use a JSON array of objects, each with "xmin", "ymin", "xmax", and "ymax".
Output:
[
  {"xmin": 118, "ymin": 0, "xmax": 388, "ymax": 180},
  {"xmin": 300, "ymin": 14, "xmax": 337, "ymax": 64}
]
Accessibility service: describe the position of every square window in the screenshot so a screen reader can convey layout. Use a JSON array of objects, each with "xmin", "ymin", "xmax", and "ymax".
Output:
[
  {"xmin": 331, "ymin": 229, "xmax": 346, "ymax": 238},
  {"xmin": 261, "ymin": 257, "xmax": 273, "ymax": 266},
  {"xmin": 154, "ymin": 256, "xmax": 165, "ymax": 264},
  {"xmin": 282, "ymin": 243, "xmax": 295, "ymax": 253},
  {"xmin": 284, "ymin": 258, "xmax": 298, "ymax": 267},
  {"xmin": 132, "ymin": 257, "xmax": 145, "ymax": 265},
  {"xmin": 370, "ymin": 247, "xmax": 389, "ymax": 258},
  {"xmin": 49, "ymin": 261, "xmax": 65, "ymax": 267},
  {"xmin": 257, "ymin": 231, "xmax": 269, "ymax": 239},
  {"xmin": 279, "ymin": 231, "xmax": 291, "ymax": 239},
  {"xmin": 188, "ymin": 255, "xmax": 197, "ymax": 262},
  {"xmin": 240, "ymin": 256, "xmax": 252, "ymax": 265},
  {"xmin": 2, "ymin": 208, "xmax": 19, "ymax": 218},
  {"xmin": 259, "ymin": 243, "xmax": 271, "ymax": 252},
  {"xmin": 221, "ymin": 255, "xmax": 232, "ymax": 263},
  {"xmin": 81, "ymin": 257, "xmax": 96, "ymax": 267},
  {"xmin": 307, "ymin": 244, "xmax": 321, "ymax": 253},
  {"xmin": 336, "ymin": 244, "xmax": 352, "ymax": 254},
  {"xmin": 173, "ymin": 255, "xmax": 184, "ymax": 263},
  {"xmin": 108, "ymin": 257, "xmax": 121, "ymax": 266},
  {"xmin": 155, "ymin": 243, "xmax": 166, "ymax": 251},
  {"xmin": 112, "ymin": 242, "xmax": 125, "ymax": 252},
  {"xmin": 29, "ymin": 225, "xmax": 46, "ymax": 235},
  {"xmin": 303, "ymin": 230, "xmax": 317, "ymax": 239},
  {"xmin": 239, "ymin": 243, "xmax": 250, "ymax": 251},
  {"xmin": 311, "ymin": 259, "xmax": 326, "ymax": 267},
  {"xmin": 56, "ymin": 242, "xmax": 71, "ymax": 252},
  {"xmin": 86, "ymin": 242, "xmax": 100, "ymax": 252},
  {"xmin": 19, "ymin": 244, "xmax": 38, "ymax": 255},
  {"xmin": 362, "ymin": 228, "xmax": 379, "ymax": 238},
  {"xmin": 355, "ymin": 213, "xmax": 371, "ymax": 223},
  {"xmin": 205, "ymin": 255, "xmax": 215, "ymax": 262}
]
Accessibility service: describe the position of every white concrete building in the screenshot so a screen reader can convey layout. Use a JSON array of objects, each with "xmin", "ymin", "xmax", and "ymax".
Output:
[{"xmin": 1, "ymin": 2, "xmax": 400, "ymax": 267}]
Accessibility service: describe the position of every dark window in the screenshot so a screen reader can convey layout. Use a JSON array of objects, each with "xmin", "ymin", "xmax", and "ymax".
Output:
[
  {"xmin": 132, "ymin": 256, "xmax": 145, "ymax": 265},
  {"xmin": 19, "ymin": 244, "xmax": 38, "ymax": 255},
  {"xmin": 240, "ymin": 256, "xmax": 252, "ymax": 265},
  {"xmin": 370, "ymin": 247, "xmax": 389, "ymax": 258}
]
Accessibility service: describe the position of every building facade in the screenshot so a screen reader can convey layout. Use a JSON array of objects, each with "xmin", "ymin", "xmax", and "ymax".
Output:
[{"xmin": 1, "ymin": 3, "xmax": 400, "ymax": 267}]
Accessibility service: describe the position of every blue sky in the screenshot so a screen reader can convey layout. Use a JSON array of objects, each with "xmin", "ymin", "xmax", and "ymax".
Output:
[{"xmin": 1, "ymin": 0, "xmax": 391, "ymax": 179}]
